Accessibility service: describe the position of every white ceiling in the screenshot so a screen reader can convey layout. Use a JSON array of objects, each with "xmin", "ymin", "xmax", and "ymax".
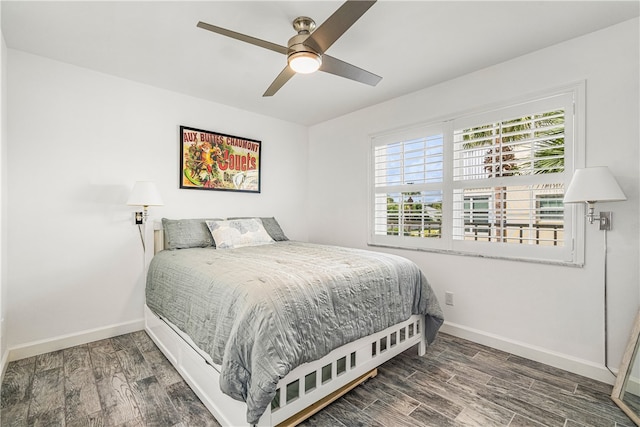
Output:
[{"xmin": 2, "ymin": 1, "xmax": 639, "ymax": 126}]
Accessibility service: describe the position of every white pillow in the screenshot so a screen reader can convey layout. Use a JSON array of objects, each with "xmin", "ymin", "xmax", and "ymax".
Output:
[{"xmin": 205, "ymin": 218, "xmax": 274, "ymax": 249}]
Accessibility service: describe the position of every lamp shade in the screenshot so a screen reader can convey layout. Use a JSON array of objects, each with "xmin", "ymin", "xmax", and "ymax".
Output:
[
  {"xmin": 126, "ymin": 181, "xmax": 164, "ymax": 207},
  {"xmin": 563, "ymin": 166, "xmax": 626, "ymax": 204}
]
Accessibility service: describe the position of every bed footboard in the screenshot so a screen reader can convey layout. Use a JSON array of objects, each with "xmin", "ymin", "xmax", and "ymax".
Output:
[{"xmin": 144, "ymin": 305, "xmax": 426, "ymax": 426}]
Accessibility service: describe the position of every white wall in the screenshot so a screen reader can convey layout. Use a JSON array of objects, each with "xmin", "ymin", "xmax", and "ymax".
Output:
[
  {"xmin": 5, "ymin": 50, "xmax": 308, "ymax": 356},
  {"xmin": 308, "ymin": 18, "xmax": 640, "ymax": 382},
  {"xmin": 0, "ymin": 5, "xmax": 7, "ymax": 368}
]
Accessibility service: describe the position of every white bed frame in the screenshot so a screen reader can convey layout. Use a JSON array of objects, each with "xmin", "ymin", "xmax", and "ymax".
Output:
[{"xmin": 145, "ymin": 226, "xmax": 427, "ymax": 426}]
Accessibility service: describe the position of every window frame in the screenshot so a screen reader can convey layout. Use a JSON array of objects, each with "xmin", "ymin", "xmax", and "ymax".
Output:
[{"xmin": 368, "ymin": 83, "xmax": 585, "ymax": 265}]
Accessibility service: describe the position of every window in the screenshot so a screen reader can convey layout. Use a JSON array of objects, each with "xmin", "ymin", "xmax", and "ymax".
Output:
[
  {"xmin": 370, "ymin": 85, "xmax": 584, "ymax": 264},
  {"xmin": 373, "ymin": 126, "xmax": 444, "ymax": 240}
]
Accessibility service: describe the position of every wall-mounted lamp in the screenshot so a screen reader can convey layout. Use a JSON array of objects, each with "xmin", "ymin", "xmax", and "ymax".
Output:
[
  {"xmin": 127, "ymin": 181, "xmax": 164, "ymax": 223},
  {"xmin": 563, "ymin": 166, "xmax": 626, "ymax": 376},
  {"xmin": 564, "ymin": 166, "xmax": 627, "ymax": 230},
  {"xmin": 127, "ymin": 181, "xmax": 163, "ymax": 251}
]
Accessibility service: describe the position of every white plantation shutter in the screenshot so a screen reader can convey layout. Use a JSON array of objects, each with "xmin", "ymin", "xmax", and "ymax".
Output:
[
  {"xmin": 453, "ymin": 110, "xmax": 566, "ymax": 180},
  {"xmin": 371, "ymin": 124, "xmax": 446, "ymax": 249},
  {"xmin": 369, "ymin": 86, "xmax": 584, "ymax": 264},
  {"xmin": 451, "ymin": 94, "xmax": 571, "ymax": 253},
  {"xmin": 374, "ymin": 133, "xmax": 444, "ymax": 186}
]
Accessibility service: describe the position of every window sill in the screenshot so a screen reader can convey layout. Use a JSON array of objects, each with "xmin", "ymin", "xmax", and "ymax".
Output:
[{"xmin": 367, "ymin": 242, "xmax": 583, "ymax": 267}]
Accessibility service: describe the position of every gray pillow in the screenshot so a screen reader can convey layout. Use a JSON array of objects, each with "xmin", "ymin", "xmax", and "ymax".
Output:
[
  {"xmin": 227, "ymin": 217, "xmax": 288, "ymax": 241},
  {"xmin": 162, "ymin": 218, "xmax": 223, "ymax": 250}
]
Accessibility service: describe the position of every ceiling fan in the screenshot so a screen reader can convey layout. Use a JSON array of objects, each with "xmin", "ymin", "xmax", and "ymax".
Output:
[{"xmin": 197, "ymin": 0, "xmax": 382, "ymax": 97}]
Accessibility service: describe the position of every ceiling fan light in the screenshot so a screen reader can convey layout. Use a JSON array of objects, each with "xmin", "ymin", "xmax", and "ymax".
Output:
[{"xmin": 288, "ymin": 52, "xmax": 322, "ymax": 74}]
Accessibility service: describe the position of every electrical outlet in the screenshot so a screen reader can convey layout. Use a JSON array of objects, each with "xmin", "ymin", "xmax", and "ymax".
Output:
[{"xmin": 445, "ymin": 292, "xmax": 454, "ymax": 306}]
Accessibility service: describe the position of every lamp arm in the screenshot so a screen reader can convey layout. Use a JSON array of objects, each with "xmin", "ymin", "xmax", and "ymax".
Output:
[
  {"xmin": 583, "ymin": 202, "xmax": 613, "ymax": 231},
  {"xmin": 585, "ymin": 202, "xmax": 596, "ymax": 224}
]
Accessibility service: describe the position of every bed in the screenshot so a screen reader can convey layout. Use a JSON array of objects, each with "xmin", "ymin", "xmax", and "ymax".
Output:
[{"xmin": 144, "ymin": 217, "xmax": 443, "ymax": 426}]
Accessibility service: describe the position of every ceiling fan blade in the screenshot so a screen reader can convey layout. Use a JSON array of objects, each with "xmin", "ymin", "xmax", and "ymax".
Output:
[
  {"xmin": 304, "ymin": 0, "xmax": 376, "ymax": 54},
  {"xmin": 263, "ymin": 66, "xmax": 296, "ymax": 97},
  {"xmin": 197, "ymin": 21, "xmax": 288, "ymax": 55},
  {"xmin": 320, "ymin": 55, "xmax": 381, "ymax": 87}
]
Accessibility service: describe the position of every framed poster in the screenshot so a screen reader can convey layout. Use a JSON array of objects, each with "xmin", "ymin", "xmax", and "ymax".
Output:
[{"xmin": 180, "ymin": 126, "xmax": 261, "ymax": 193}]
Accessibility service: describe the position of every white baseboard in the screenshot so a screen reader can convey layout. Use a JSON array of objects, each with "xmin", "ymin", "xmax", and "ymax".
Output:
[
  {"xmin": 440, "ymin": 321, "xmax": 617, "ymax": 385},
  {"xmin": 0, "ymin": 347, "xmax": 9, "ymax": 385},
  {"xmin": 7, "ymin": 318, "xmax": 144, "ymax": 362},
  {"xmin": 1, "ymin": 319, "xmax": 617, "ymax": 388}
]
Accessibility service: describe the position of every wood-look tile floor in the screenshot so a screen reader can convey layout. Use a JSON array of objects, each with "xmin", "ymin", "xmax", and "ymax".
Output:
[{"xmin": 0, "ymin": 331, "xmax": 633, "ymax": 426}]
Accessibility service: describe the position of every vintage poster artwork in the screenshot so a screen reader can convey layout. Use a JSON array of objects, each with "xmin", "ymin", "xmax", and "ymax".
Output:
[{"xmin": 180, "ymin": 126, "xmax": 261, "ymax": 192}]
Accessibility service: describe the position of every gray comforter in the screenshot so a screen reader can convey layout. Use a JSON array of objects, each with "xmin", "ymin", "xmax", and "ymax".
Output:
[{"xmin": 146, "ymin": 241, "xmax": 443, "ymax": 424}]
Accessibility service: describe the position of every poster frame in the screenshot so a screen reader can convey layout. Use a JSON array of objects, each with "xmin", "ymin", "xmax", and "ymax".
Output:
[{"xmin": 179, "ymin": 125, "xmax": 261, "ymax": 193}]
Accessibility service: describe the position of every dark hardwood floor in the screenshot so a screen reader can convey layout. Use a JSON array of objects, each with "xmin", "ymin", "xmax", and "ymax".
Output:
[{"xmin": 0, "ymin": 330, "xmax": 633, "ymax": 426}]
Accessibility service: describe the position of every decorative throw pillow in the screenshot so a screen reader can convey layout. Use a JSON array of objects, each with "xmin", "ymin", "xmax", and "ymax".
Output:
[
  {"xmin": 206, "ymin": 218, "xmax": 274, "ymax": 249},
  {"xmin": 162, "ymin": 218, "xmax": 222, "ymax": 250},
  {"xmin": 227, "ymin": 217, "xmax": 289, "ymax": 241},
  {"xmin": 258, "ymin": 217, "xmax": 288, "ymax": 241}
]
